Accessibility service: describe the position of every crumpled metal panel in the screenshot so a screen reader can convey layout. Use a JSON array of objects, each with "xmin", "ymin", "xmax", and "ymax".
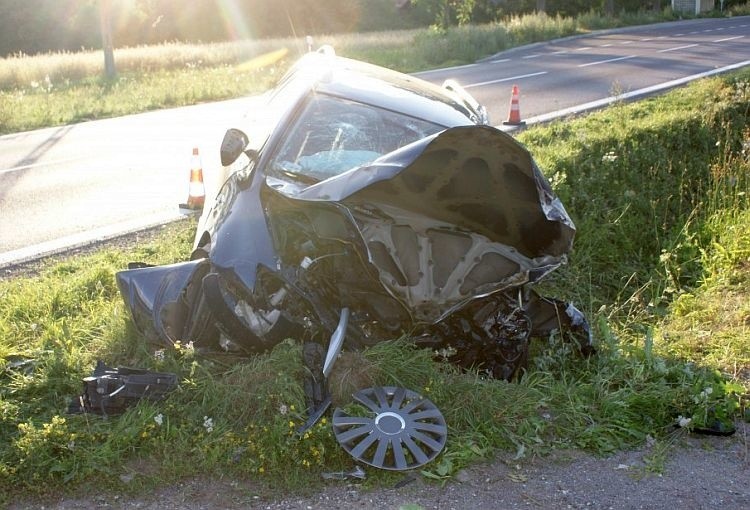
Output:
[
  {"xmin": 272, "ymin": 126, "xmax": 575, "ymax": 323},
  {"xmin": 116, "ymin": 259, "xmax": 208, "ymax": 346}
]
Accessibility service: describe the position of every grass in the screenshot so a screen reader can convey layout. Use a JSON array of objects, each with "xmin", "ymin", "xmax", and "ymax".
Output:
[
  {"xmin": 6, "ymin": 7, "xmax": 749, "ymax": 134},
  {"xmin": 1, "ymin": 63, "xmax": 749, "ymax": 504}
]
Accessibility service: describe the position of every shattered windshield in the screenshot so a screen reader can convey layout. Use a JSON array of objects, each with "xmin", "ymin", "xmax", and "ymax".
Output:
[{"xmin": 269, "ymin": 94, "xmax": 443, "ymax": 182}]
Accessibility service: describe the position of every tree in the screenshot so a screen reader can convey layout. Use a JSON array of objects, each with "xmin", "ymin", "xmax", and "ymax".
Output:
[
  {"xmin": 99, "ymin": 0, "xmax": 116, "ymax": 79},
  {"xmin": 410, "ymin": 0, "xmax": 480, "ymax": 28}
]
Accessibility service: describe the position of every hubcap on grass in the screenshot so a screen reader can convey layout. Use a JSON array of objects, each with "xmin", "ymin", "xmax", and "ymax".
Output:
[{"xmin": 332, "ymin": 386, "xmax": 447, "ymax": 471}]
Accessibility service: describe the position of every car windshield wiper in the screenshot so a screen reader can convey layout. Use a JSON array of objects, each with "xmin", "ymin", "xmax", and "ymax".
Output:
[{"xmin": 272, "ymin": 162, "xmax": 320, "ymax": 185}]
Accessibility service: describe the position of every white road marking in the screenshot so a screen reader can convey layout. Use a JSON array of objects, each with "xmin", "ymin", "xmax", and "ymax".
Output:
[
  {"xmin": 0, "ymin": 212, "xmax": 185, "ymax": 268},
  {"xmin": 657, "ymin": 35, "xmax": 668, "ymax": 39},
  {"xmin": 414, "ymin": 63, "xmax": 478, "ymax": 76},
  {"xmin": 621, "ymin": 41, "xmax": 633, "ymax": 44},
  {"xmin": 464, "ymin": 71, "xmax": 548, "ymax": 89},
  {"xmin": 640, "ymin": 38, "xmax": 654, "ymax": 41},
  {"xmin": 578, "ymin": 55, "xmax": 637, "ymax": 68},
  {"xmin": 658, "ymin": 44, "xmax": 699, "ymax": 53},
  {"xmin": 551, "ymin": 50, "xmax": 568, "ymax": 55},
  {"xmin": 522, "ymin": 54, "xmax": 541, "ymax": 59},
  {"xmin": 576, "ymin": 46, "xmax": 592, "ymax": 51},
  {"xmin": 713, "ymin": 36, "xmax": 744, "ymax": 43},
  {"xmin": 675, "ymin": 33, "xmax": 685, "ymax": 37},
  {"xmin": 703, "ymin": 29, "xmax": 714, "ymax": 32},
  {"xmin": 689, "ymin": 31, "xmax": 699, "ymax": 35},
  {"xmin": 600, "ymin": 43, "xmax": 613, "ymax": 47},
  {"xmin": 509, "ymin": 60, "xmax": 750, "ymax": 129},
  {"xmin": 490, "ymin": 58, "xmax": 510, "ymax": 64},
  {"xmin": 0, "ymin": 156, "xmax": 85, "ymax": 175}
]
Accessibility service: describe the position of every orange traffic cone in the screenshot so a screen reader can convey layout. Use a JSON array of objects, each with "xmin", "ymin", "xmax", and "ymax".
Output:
[
  {"xmin": 503, "ymin": 85, "xmax": 526, "ymax": 126},
  {"xmin": 180, "ymin": 147, "xmax": 205, "ymax": 211}
]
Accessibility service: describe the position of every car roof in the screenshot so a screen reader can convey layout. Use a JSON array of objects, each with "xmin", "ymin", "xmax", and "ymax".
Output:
[{"xmin": 279, "ymin": 51, "xmax": 479, "ymax": 128}]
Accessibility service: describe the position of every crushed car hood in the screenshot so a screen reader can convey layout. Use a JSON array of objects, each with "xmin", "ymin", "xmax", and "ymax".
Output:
[{"xmin": 268, "ymin": 125, "xmax": 576, "ymax": 322}]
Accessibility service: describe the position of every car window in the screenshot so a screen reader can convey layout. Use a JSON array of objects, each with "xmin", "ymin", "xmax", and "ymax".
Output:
[{"xmin": 269, "ymin": 94, "xmax": 443, "ymax": 182}]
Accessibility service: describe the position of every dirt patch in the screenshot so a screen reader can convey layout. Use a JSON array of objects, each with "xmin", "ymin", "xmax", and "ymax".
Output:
[{"xmin": 12, "ymin": 422, "xmax": 749, "ymax": 510}]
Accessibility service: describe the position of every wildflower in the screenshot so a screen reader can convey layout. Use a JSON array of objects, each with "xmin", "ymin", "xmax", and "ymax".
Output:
[
  {"xmin": 154, "ymin": 350, "xmax": 165, "ymax": 361},
  {"xmin": 67, "ymin": 440, "xmax": 76, "ymax": 451},
  {"xmin": 203, "ymin": 416, "xmax": 214, "ymax": 434},
  {"xmin": 602, "ymin": 151, "xmax": 618, "ymax": 163},
  {"xmin": 279, "ymin": 404, "xmax": 288, "ymax": 416},
  {"xmin": 154, "ymin": 413, "xmax": 164, "ymax": 426},
  {"xmin": 677, "ymin": 415, "xmax": 692, "ymax": 428}
]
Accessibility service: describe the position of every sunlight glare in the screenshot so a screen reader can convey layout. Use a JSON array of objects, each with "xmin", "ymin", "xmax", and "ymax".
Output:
[{"xmin": 217, "ymin": 0, "xmax": 254, "ymax": 40}]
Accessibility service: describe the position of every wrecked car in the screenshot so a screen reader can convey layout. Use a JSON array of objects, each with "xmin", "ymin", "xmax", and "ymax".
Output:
[{"xmin": 116, "ymin": 48, "xmax": 592, "ymax": 432}]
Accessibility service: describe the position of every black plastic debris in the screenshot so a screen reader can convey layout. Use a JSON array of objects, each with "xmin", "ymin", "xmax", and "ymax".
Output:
[{"xmin": 68, "ymin": 360, "xmax": 177, "ymax": 416}]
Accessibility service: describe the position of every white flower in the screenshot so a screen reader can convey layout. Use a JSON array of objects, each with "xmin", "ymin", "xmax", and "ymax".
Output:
[
  {"xmin": 677, "ymin": 415, "xmax": 692, "ymax": 428},
  {"xmin": 154, "ymin": 349, "xmax": 165, "ymax": 361},
  {"xmin": 203, "ymin": 416, "xmax": 214, "ymax": 433},
  {"xmin": 278, "ymin": 404, "xmax": 288, "ymax": 416},
  {"xmin": 602, "ymin": 151, "xmax": 618, "ymax": 163},
  {"xmin": 154, "ymin": 413, "xmax": 163, "ymax": 426}
]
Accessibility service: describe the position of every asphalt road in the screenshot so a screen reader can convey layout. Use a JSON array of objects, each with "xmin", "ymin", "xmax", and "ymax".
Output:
[{"xmin": 1, "ymin": 17, "xmax": 748, "ymax": 267}]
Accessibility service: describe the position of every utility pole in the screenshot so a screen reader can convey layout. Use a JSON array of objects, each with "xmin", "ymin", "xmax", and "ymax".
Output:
[{"xmin": 99, "ymin": 0, "xmax": 116, "ymax": 79}]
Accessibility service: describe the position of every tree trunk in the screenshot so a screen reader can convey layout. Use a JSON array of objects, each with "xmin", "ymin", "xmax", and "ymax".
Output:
[{"xmin": 99, "ymin": 0, "xmax": 116, "ymax": 79}]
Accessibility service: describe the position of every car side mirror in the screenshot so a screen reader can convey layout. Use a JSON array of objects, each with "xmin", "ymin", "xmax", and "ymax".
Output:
[{"xmin": 220, "ymin": 128, "xmax": 250, "ymax": 166}]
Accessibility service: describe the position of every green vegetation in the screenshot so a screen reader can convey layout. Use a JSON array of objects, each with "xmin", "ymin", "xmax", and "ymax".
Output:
[
  {"xmin": 7, "ymin": 7, "xmax": 750, "ymax": 134},
  {"xmin": 1, "ymin": 65, "xmax": 749, "ymax": 504},
  {"xmin": 8, "ymin": 1, "xmax": 726, "ymax": 56}
]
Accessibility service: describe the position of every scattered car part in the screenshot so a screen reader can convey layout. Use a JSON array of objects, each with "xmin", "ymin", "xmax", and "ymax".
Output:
[
  {"xmin": 323, "ymin": 307, "xmax": 350, "ymax": 378},
  {"xmin": 332, "ymin": 386, "xmax": 447, "ymax": 471},
  {"xmin": 321, "ymin": 465, "xmax": 367, "ymax": 481},
  {"xmin": 68, "ymin": 360, "xmax": 177, "ymax": 416}
]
